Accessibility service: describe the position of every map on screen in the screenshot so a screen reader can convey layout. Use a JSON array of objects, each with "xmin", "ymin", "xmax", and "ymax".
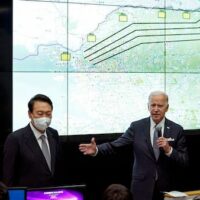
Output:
[{"xmin": 13, "ymin": 0, "xmax": 200, "ymax": 135}]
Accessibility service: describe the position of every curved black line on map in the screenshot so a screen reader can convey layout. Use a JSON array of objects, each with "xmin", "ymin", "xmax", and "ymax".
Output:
[
  {"xmin": 13, "ymin": 43, "xmax": 67, "ymax": 61},
  {"xmin": 84, "ymin": 26, "xmax": 200, "ymax": 59},
  {"xmin": 88, "ymin": 32, "xmax": 200, "ymax": 62},
  {"xmin": 92, "ymin": 38, "xmax": 200, "ymax": 65},
  {"xmin": 84, "ymin": 19, "xmax": 200, "ymax": 52}
]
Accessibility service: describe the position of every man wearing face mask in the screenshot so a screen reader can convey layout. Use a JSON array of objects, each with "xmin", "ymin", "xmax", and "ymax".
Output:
[{"xmin": 3, "ymin": 94, "xmax": 60, "ymax": 188}]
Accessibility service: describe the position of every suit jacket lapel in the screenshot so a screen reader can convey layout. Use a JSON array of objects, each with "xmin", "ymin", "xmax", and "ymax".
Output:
[
  {"xmin": 164, "ymin": 118, "xmax": 172, "ymax": 138},
  {"xmin": 24, "ymin": 125, "xmax": 52, "ymax": 173},
  {"xmin": 47, "ymin": 129, "xmax": 56, "ymax": 174},
  {"xmin": 24, "ymin": 125, "xmax": 42, "ymax": 156},
  {"xmin": 144, "ymin": 118, "xmax": 156, "ymax": 160}
]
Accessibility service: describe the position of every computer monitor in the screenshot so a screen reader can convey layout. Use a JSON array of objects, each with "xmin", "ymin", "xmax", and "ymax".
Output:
[
  {"xmin": 7, "ymin": 187, "xmax": 26, "ymax": 200},
  {"xmin": 26, "ymin": 185, "xmax": 86, "ymax": 200}
]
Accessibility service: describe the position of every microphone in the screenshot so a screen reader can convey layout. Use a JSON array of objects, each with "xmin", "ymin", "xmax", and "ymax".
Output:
[
  {"xmin": 155, "ymin": 126, "xmax": 163, "ymax": 152},
  {"xmin": 155, "ymin": 126, "xmax": 162, "ymax": 138},
  {"xmin": 158, "ymin": 127, "xmax": 162, "ymax": 137}
]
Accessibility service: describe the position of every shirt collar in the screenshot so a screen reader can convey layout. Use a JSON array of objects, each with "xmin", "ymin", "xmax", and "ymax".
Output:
[{"xmin": 150, "ymin": 117, "xmax": 165, "ymax": 130}]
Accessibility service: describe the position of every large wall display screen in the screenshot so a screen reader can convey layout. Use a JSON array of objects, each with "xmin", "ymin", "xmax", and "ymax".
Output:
[{"xmin": 13, "ymin": 0, "xmax": 200, "ymax": 135}]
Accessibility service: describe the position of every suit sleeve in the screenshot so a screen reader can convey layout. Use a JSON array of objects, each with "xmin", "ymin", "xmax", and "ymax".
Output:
[
  {"xmin": 169, "ymin": 127, "xmax": 188, "ymax": 167},
  {"xmin": 97, "ymin": 123, "xmax": 134, "ymax": 155},
  {"xmin": 3, "ymin": 133, "xmax": 19, "ymax": 186}
]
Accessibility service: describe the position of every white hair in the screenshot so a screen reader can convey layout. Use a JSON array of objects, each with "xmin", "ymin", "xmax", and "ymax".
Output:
[{"xmin": 148, "ymin": 90, "xmax": 168, "ymax": 104}]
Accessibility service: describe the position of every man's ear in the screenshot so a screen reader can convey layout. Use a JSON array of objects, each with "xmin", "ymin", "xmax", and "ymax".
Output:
[
  {"xmin": 28, "ymin": 110, "xmax": 31, "ymax": 119},
  {"xmin": 147, "ymin": 103, "xmax": 150, "ymax": 111},
  {"xmin": 166, "ymin": 104, "xmax": 169, "ymax": 111}
]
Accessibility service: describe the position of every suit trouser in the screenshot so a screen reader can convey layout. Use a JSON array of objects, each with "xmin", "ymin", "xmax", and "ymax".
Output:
[{"xmin": 152, "ymin": 181, "xmax": 164, "ymax": 200}]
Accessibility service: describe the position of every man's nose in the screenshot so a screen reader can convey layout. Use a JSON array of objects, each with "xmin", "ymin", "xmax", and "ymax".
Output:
[{"xmin": 154, "ymin": 106, "xmax": 159, "ymax": 111}]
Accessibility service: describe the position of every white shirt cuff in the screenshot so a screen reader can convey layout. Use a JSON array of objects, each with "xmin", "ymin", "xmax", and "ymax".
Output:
[
  {"xmin": 165, "ymin": 147, "xmax": 173, "ymax": 156},
  {"xmin": 92, "ymin": 146, "xmax": 98, "ymax": 157}
]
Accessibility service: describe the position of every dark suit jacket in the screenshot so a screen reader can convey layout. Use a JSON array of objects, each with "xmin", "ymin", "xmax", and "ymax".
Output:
[
  {"xmin": 3, "ymin": 124, "xmax": 60, "ymax": 188},
  {"xmin": 97, "ymin": 117, "xmax": 188, "ymax": 200}
]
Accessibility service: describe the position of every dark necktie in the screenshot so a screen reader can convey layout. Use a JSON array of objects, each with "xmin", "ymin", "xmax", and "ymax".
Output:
[
  {"xmin": 40, "ymin": 135, "xmax": 51, "ymax": 171},
  {"xmin": 153, "ymin": 126, "xmax": 161, "ymax": 160}
]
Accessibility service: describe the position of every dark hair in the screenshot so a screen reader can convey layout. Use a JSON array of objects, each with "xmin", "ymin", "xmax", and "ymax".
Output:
[
  {"xmin": 28, "ymin": 94, "xmax": 53, "ymax": 112},
  {"xmin": 102, "ymin": 184, "xmax": 132, "ymax": 200}
]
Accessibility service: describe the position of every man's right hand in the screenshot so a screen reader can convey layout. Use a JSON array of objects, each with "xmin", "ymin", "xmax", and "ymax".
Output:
[{"xmin": 79, "ymin": 137, "xmax": 97, "ymax": 156}]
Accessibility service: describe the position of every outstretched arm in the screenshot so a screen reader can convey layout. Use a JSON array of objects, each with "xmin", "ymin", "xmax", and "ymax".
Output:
[{"xmin": 79, "ymin": 137, "xmax": 97, "ymax": 156}]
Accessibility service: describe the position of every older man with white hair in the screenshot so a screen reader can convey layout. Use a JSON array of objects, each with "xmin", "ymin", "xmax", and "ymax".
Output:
[{"xmin": 79, "ymin": 91, "xmax": 188, "ymax": 200}]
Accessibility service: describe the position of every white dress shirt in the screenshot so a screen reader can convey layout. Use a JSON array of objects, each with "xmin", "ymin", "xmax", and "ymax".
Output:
[{"xmin": 29, "ymin": 122, "xmax": 51, "ymax": 154}]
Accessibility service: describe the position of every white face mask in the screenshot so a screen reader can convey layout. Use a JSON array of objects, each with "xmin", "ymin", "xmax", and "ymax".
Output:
[{"xmin": 32, "ymin": 117, "xmax": 51, "ymax": 131}]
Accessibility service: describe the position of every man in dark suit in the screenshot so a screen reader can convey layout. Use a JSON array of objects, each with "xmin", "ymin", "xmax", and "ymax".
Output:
[
  {"xmin": 79, "ymin": 91, "xmax": 188, "ymax": 200},
  {"xmin": 3, "ymin": 94, "xmax": 60, "ymax": 188}
]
